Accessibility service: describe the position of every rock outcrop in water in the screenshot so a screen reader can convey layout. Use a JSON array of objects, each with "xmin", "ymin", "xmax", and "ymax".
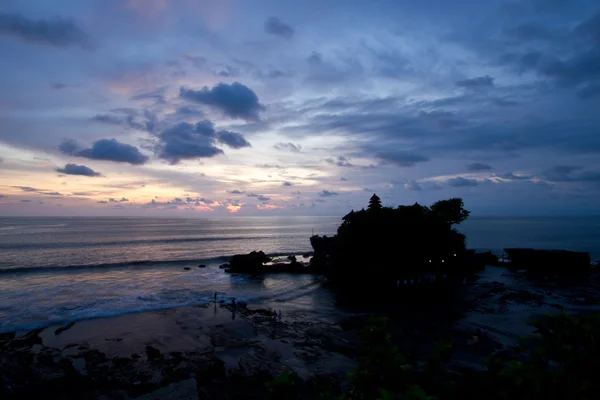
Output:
[
  {"xmin": 222, "ymin": 251, "xmax": 317, "ymax": 274},
  {"xmin": 504, "ymin": 248, "xmax": 591, "ymax": 274},
  {"xmin": 310, "ymin": 195, "xmax": 473, "ymax": 291}
]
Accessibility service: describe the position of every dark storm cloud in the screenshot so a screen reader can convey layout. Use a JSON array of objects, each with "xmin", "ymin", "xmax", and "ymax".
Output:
[
  {"xmin": 264, "ymin": 17, "xmax": 294, "ymax": 39},
  {"xmin": 319, "ymin": 190, "xmax": 338, "ymax": 197},
  {"xmin": 156, "ymin": 121, "xmax": 223, "ymax": 164},
  {"xmin": 466, "ymin": 162, "xmax": 493, "ymax": 172},
  {"xmin": 376, "ymin": 151, "xmax": 429, "ymax": 167},
  {"xmin": 447, "ymin": 177, "xmax": 480, "ymax": 187},
  {"xmin": 455, "ymin": 75, "xmax": 495, "ymax": 89},
  {"xmin": 59, "ymin": 138, "xmax": 148, "ymax": 165},
  {"xmin": 274, "ymin": 142, "xmax": 301, "ymax": 152},
  {"xmin": 325, "ymin": 156, "xmax": 353, "ymax": 167},
  {"xmin": 0, "ymin": 13, "xmax": 91, "ymax": 49},
  {"xmin": 56, "ymin": 163, "xmax": 102, "ymax": 177},
  {"xmin": 179, "ymin": 82, "xmax": 263, "ymax": 121},
  {"xmin": 216, "ymin": 131, "xmax": 251, "ymax": 149},
  {"xmin": 282, "ymin": 182, "xmax": 293, "ymax": 187}
]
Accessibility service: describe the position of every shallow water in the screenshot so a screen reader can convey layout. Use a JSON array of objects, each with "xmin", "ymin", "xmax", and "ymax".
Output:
[{"xmin": 1, "ymin": 215, "xmax": 598, "ymax": 333}]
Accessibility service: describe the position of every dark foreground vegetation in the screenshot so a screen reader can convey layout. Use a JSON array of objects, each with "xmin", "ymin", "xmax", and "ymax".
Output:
[{"xmin": 267, "ymin": 312, "xmax": 600, "ymax": 400}]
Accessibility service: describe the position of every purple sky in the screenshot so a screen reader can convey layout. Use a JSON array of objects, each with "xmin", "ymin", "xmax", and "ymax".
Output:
[{"xmin": 1, "ymin": 0, "xmax": 600, "ymax": 216}]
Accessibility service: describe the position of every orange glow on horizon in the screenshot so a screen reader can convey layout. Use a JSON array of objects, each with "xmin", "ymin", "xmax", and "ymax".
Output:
[
  {"xmin": 226, "ymin": 204, "xmax": 242, "ymax": 213},
  {"xmin": 256, "ymin": 204, "xmax": 283, "ymax": 210}
]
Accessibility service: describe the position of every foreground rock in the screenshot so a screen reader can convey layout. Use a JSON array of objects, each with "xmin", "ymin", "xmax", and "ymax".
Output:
[{"xmin": 0, "ymin": 303, "xmax": 358, "ymax": 399}]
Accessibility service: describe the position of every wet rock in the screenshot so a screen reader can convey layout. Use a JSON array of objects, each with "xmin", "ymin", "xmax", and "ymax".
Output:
[
  {"xmin": 134, "ymin": 378, "xmax": 198, "ymax": 400},
  {"xmin": 183, "ymin": 267, "xmax": 191, "ymax": 271},
  {"xmin": 11, "ymin": 328, "xmax": 43, "ymax": 348},
  {"xmin": 146, "ymin": 345, "xmax": 162, "ymax": 360},
  {"xmin": 55, "ymin": 322, "xmax": 75, "ymax": 335},
  {"xmin": 0, "ymin": 331, "xmax": 16, "ymax": 341},
  {"xmin": 226, "ymin": 251, "xmax": 271, "ymax": 273},
  {"xmin": 198, "ymin": 264, "xmax": 207, "ymax": 268}
]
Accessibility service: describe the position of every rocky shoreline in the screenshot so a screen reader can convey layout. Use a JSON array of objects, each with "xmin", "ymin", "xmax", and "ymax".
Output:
[{"xmin": 2, "ymin": 265, "xmax": 600, "ymax": 399}]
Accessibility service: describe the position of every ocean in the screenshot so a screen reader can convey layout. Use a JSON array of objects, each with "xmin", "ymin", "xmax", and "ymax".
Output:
[{"xmin": 0, "ymin": 215, "xmax": 599, "ymax": 333}]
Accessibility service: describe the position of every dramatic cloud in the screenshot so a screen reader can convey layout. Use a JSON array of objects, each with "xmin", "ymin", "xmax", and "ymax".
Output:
[
  {"xmin": 179, "ymin": 82, "xmax": 263, "ymax": 121},
  {"xmin": 466, "ymin": 163, "xmax": 493, "ymax": 172},
  {"xmin": 455, "ymin": 75, "xmax": 495, "ymax": 89},
  {"xmin": 447, "ymin": 177, "xmax": 480, "ymax": 187},
  {"xmin": 264, "ymin": 17, "xmax": 294, "ymax": 39},
  {"xmin": 319, "ymin": 190, "xmax": 339, "ymax": 197},
  {"xmin": 216, "ymin": 131, "xmax": 251, "ymax": 149},
  {"xmin": 56, "ymin": 163, "xmax": 102, "ymax": 177},
  {"xmin": 274, "ymin": 142, "xmax": 301, "ymax": 152},
  {"xmin": 59, "ymin": 139, "xmax": 148, "ymax": 165},
  {"xmin": 376, "ymin": 152, "xmax": 430, "ymax": 167},
  {"xmin": 0, "ymin": 13, "xmax": 91, "ymax": 49},
  {"xmin": 155, "ymin": 121, "xmax": 224, "ymax": 164},
  {"xmin": 3, "ymin": 1, "xmax": 600, "ymax": 216}
]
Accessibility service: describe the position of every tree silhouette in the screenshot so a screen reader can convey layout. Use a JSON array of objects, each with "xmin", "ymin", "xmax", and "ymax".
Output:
[
  {"xmin": 367, "ymin": 193, "xmax": 382, "ymax": 211},
  {"xmin": 311, "ymin": 194, "xmax": 472, "ymax": 291}
]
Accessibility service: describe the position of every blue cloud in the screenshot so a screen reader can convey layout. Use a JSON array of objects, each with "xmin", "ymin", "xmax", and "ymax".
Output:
[
  {"xmin": 0, "ymin": 12, "xmax": 91, "ymax": 49},
  {"xmin": 179, "ymin": 82, "xmax": 263, "ymax": 121},
  {"xmin": 60, "ymin": 139, "xmax": 148, "ymax": 165},
  {"xmin": 156, "ymin": 122, "xmax": 223, "ymax": 164},
  {"xmin": 217, "ymin": 130, "xmax": 251, "ymax": 149},
  {"xmin": 56, "ymin": 163, "xmax": 102, "ymax": 177},
  {"xmin": 448, "ymin": 177, "xmax": 480, "ymax": 187},
  {"xmin": 264, "ymin": 17, "xmax": 294, "ymax": 39}
]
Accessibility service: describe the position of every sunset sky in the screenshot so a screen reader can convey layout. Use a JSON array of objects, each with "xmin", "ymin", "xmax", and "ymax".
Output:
[{"xmin": 1, "ymin": 0, "xmax": 599, "ymax": 216}]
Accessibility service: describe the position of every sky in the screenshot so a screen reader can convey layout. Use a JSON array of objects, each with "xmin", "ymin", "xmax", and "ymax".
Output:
[{"xmin": 0, "ymin": 0, "xmax": 599, "ymax": 217}]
